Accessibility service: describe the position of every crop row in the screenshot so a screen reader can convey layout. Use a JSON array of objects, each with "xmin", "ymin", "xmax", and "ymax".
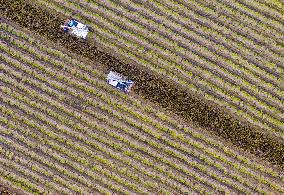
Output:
[
  {"xmin": 0, "ymin": 52, "xmax": 259, "ymax": 192},
  {"xmin": 0, "ymin": 30, "xmax": 282, "ymax": 195},
  {"xmin": 1, "ymin": 18, "xmax": 282, "ymax": 183},
  {"xmin": 1, "ymin": 16, "xmax": 282, "ymax": 184},
  {"xmin": 0, "ymin": 34, "xmax": 199, "ymax": 193},
  {"xmin": 0, "ymin": 55, "xmax": 189, "ymax": 193},
  {"xmin": 37, "ymin": 0, "xmax": 284, "ymax": 96},
  {"xmin": 119, "ymin": 0, "xmax": 283, "ymax": 100},
  {"xmin": 2, "ymin": 0, "xmax": 284, "ymax": 178},
  {"xmin": 112, "ymin": 0, "xmax": 284, "ymax": 76},
  {"xmin": 148, "ymin": 0, "xmax": 283, "ymax": 95},
  {"xmin": 0, "ymin": 29, "xmax": 284, "ymax": 193}
]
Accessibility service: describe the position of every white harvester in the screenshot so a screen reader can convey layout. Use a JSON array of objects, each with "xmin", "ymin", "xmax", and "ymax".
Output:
[
  {"xmin": 61, "ymin": 18, "xmax": 89, "ymax": 39},
  {"xmin": 106, "ymin": 71, "xmax": 134, "ymax": 93}
]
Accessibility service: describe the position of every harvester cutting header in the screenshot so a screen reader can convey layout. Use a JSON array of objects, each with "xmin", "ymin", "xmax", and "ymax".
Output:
[
  {"xmin": 106, "ymin": 71, "xmax": 134, "ymax": 93},
  {"xmin": 61, "ymin": 18, "xmax": 89, "ymax": 39}
]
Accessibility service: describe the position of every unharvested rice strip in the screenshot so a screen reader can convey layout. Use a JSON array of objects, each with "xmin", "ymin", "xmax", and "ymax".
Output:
[
  {"xmin": 0, "ymin": 29, "xmax": 180, "ymax": 144},
  {"xmin": 65, "ymin": 0, "xmax": 284, "ymax": 119},
  {"xmin": 3, "ymin": 22, "xmax": 282, "ymax": 190},
  {"xmin": 1, "ymin": 68, "xmax": 250, "ymax": 193},
  {"xmin": 4, "ymin": 115, "xmax": 185, "ymax": 194},
  {"xmin": 0, "ymin": 74, "xmax": 164, "ymax": 193},
  {"xmin": 112, "ymin": 0, "xmax": 284, "ymax": 76},
  {"xmin": 87, "ymin": 0, "xmax": 284, "ymax": 133},
  {"xmin": 1, "ymin": 82, "xmax": 189, "ymax": 193},
  {"xmin": 1, "ymin": 0, "xmax": 283, "ymax": 170},
  {"xmin": 0, "ymin": 21, "xmax": 276, "ymax": 178},
  {"xmin": 0, "ymin": 43, "xmax": 196, "ymax": 186},
  {"xmin": 0, "ymin": 77, "xmax": 154, "ymax": 194},
  {"xmin": 126, "ymin": 0, "xmax": 283, "ymax": 106},
  {"xmin": 0, "ymin": 64, "xmax": 262, "ymax": 193}
]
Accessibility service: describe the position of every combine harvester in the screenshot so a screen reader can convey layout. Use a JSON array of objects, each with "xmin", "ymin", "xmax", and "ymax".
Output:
[
  {"xmin": 61, "ymin": 18, "xmax": 89, "ymax": 39},
  {"xmin": 61, "ymin": 19, "xmax": 133, "ymax": 93},
  {"xmin": 107, "ymin": 71, "xmax": 134, "ymax": 93}
]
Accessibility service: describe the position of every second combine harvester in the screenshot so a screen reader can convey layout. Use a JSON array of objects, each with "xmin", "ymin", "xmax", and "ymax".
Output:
[{"xmin": 61, "ymin": 18, "xmax": 134, "ymax": 93}]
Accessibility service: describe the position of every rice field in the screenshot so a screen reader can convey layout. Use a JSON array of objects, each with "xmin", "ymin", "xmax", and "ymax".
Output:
[
  {"xmin": 1, "ymin": 17, "xmax": 284, "ymax": 194},
  {"xmin": 0, "ymin": 0, "xmax": 283, "ymax": 193},
  {"xmin": 33, "ymin": 0, "xmax": 284, "ymax": 136}
]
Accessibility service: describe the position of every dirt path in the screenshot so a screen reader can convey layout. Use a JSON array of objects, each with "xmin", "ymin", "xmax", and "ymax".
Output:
[{"xmin": 0, "ymin": 0, "xmax": 283, "ymax": 169}]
